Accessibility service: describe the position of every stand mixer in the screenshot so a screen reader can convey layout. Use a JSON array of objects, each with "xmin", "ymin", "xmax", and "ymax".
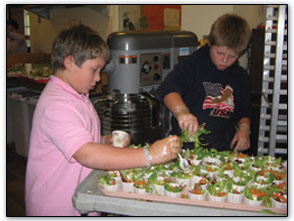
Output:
[{"xmin": 94, "ymin": 30, "xmax": 198, "ymax": 144}]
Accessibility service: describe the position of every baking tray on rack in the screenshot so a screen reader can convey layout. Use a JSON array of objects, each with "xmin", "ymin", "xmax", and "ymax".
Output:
[
  {"xmin": 98, "ymin": 184, "xmax": 287, "ymax": 215},
  {"xmin": 73, "ymin": 170, "xmax": 286, "ymax": 216}
]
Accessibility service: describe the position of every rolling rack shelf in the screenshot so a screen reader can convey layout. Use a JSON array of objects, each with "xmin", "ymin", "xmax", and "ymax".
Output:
[{"xmin": 257, "ymin": 5, "xmax": 288, "ymax": 157}]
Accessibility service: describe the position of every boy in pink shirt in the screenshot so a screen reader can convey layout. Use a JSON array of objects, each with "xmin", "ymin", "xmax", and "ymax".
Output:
[{"xmin": 25, "ymin": 24, "xmax": 181, "ymax": 216}]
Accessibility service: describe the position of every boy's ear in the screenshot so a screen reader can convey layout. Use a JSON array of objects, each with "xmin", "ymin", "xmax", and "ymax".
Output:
[{"xmin": 64, "ymin": 55, "xmax": 75, "ymax": 70}]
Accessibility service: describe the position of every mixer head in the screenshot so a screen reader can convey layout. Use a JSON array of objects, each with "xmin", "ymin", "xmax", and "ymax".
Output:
[{"xmin": 103, "ymin": 30, "xmax": 199, "ymax": 94}]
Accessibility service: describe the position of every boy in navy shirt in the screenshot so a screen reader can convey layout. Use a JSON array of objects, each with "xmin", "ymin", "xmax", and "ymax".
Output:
[{"xmin": 157, "ymin": 14, "xmax": 252, "ymax": 152}]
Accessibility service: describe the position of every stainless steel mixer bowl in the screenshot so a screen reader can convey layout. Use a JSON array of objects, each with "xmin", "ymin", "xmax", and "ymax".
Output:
[{"xmin": 94, "ymin": 92, "xmax": 165, "ymax": 144}]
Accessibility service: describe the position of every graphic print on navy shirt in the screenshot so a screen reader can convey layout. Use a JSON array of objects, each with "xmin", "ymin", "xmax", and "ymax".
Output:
[{"xmin": 202, "ymin": 82, "xmax": 234, "ymax": 119}]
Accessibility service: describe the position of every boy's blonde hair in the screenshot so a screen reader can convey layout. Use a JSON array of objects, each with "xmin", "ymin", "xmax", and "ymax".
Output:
[
  {"xmin": 51, "ymin": 24, "xmax": 110, "ymax": 72},
  {"xmin": 208, "ymin": 13, "xmax": 251, "ymax": 56}
]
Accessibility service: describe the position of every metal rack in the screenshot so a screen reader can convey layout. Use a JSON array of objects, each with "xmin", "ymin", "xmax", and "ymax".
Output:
[{"xmin": 257, "ymin": 5, "xmax": 288, "ymax": 157}]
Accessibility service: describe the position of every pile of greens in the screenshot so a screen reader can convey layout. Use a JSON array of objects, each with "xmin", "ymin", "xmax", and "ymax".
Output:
[{"xmin": 180, "ymin": 123, "xmax": 210, "ymax": 150}]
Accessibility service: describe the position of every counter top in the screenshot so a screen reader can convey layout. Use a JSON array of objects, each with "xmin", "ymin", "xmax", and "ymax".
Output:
[{"xmin": 7, "ymin": 77, "xmax": 45, "ymax": 92}]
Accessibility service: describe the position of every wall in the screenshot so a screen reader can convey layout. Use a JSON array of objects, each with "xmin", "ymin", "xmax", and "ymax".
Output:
[
  {"xmin": 29, "ymin": 6, "xmax": 114, "ymax": 53},
  {"xmin": 233, "ymin": 5, "xmax": 266, "ymax": 29},
  {"xmin": 142, "ymin": 5, "xmax": 181, "ymax": 30},
  {"xmin": 119, "ymin": 5, "xmax": 141, "ymax": 30},
  {"xmin": 29, "ymin": 4, "xmax": 266, "ymax": 68},
  {"xmin": 233, "ymin": 5, "xmax": 266, "ymax": 68},
  {"xmin": 182, "ymin": 5, "xmax": 234, "ymax": 39},
  {"xmin": 181, "ymin": 5, "xmax": 266, "ymax": 69}
]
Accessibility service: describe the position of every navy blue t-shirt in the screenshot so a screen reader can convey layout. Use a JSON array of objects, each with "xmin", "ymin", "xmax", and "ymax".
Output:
[{"xmin": 157, "ymin": 44, "xmax": 252, "ymax": 151}]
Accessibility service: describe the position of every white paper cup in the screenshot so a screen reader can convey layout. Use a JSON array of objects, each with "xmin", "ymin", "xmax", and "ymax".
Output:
[
  {"xmin": 223, "ymin": 169, "xmax": 235, "ymax": 178},
  {"xmin": 164, "ymin": 190, "xmax": 182, "ymax": 198},
  {"xmin": 243, "ymin": 196, "xmax": 264, "ymax": 206},
  {"xmin": 188, "ymin": 189, "xmax": 207, "ymax": 201},
  {"xmin": 134, "ymin": 187, "xmax": 150, "ymax": 195},
  {"xmin": 121, "ymin": 182, "xmax": 134, "ymax": 193},
  {"xmin": 227, "ymin": 192, "xmax": 244, "ymax": 204},
  {"xmin": 192, "ymin": 159, "xmax": 202, "ymax": 166},
  {"xmin": 101, "ymin": 183, "xmax": 120, "ymax": 191},
  {"xmin": 164, "ymin": 183, "xmax": 183, "ymax": 198},
  {"xmin": 175, "ymin": 177, "xmax": 192, "ymax": 188},
  {"xmin": 112, "ymin": 130, "xmax": 129, "ymax": 147},
  {"xmin": 191, "ymin": 175, "xmax": 203, "ymax": 184},
  {"xmin": 153, "ymin": 184, "xmax": 165, "ymax": 196},
  {"xmin": 208, "ymin": 192, "xmax": 227, "ymax": 202},
  {"xmin": 232, "ymin": 184, "xmax": 246, "ymax": 193},
  {"xmin": 271, "ymin": 197, "xmax": 287, "ymax": 209},
  {"xmin": 25, "ymin": 63, "xmax": 32, "ymax": 73}
]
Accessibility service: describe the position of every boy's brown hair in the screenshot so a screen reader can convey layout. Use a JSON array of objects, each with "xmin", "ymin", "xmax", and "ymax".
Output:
[
  {"xmin": 51, "ymin": 23, "xmax": 110, "ymax": 73},
  {"xmin": 208, "ymin": 13, "xmax": 251, "ymax": 56}
]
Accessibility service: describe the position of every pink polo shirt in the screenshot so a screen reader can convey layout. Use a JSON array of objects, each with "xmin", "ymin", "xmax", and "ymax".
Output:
[{"xmin": 25, "ymin": 76, "xmax": 100, "ymax": 216}]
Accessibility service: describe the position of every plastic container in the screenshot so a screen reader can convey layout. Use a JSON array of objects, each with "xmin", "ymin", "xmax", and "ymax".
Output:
[
  {"xmin": 8, "ymin": 88, "xmax": 40, "ymax": 157},
  {"xmin": 7, "ymin": 85, "xmax": 27, "ymax": 147},
  {"xmin": 26, "ymin": 97, "xmax": 39, "ymax": 134}
]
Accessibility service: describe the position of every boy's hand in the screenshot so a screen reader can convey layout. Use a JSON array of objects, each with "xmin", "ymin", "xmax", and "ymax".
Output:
[
  {"xmin": 148, "ymin": 135, "xmax": 181, "ymax": 165},
  {"xmin": 231, "ymin": 126, "xmax": 250, "ymax": 152},
  {"xmin": 176, "ymin": 112, "xmax": 199, "ymax": 136}
]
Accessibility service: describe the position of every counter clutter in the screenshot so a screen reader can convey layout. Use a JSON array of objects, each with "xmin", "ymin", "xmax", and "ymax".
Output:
[
  {"xmin": 97, "ymin": 126, "xmax": 287, "ymax": 215},
  {"xmin": 7, "ymin": 62, "xmax": 53, "ymax": 83},
  {"xmin": 7, "ymin": 53, "xmax": 108, "ymax": 95}
]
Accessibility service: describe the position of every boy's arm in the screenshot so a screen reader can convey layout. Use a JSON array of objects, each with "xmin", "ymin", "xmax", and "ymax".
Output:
[
  {"xmin": 74, "ymin": 143, "xmax": 148, "ymax": 170},
  {"xmin": 231, "ymin": 117, "xmax": 251, "ymax": 151},
  {"xmin": 238, "ymin": 117, "xmax": 250, "ymax": 130},
  {"xmin": 73, "ymin": 135, "xmax": 181, "ymax": 170},
  {"xmin": 163, "ymin": 92, "xmax": 188, "ymax": 114},
  {"xmin": 163, "ymin": 92, "xmax": 198, "ymax": 135}
]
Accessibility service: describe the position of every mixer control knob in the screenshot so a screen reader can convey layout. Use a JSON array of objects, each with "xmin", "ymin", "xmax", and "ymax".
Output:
[
  {"xmin": 153, "ymin": 56, "xmax": 159, "ymax": 62},
  {"xmin": 141, "ymin": 62, "xmax": 152, "ymax": 74},
  {"xmin": 153, "ymin": 73, "xmax": 161, "ymax": 81}
]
